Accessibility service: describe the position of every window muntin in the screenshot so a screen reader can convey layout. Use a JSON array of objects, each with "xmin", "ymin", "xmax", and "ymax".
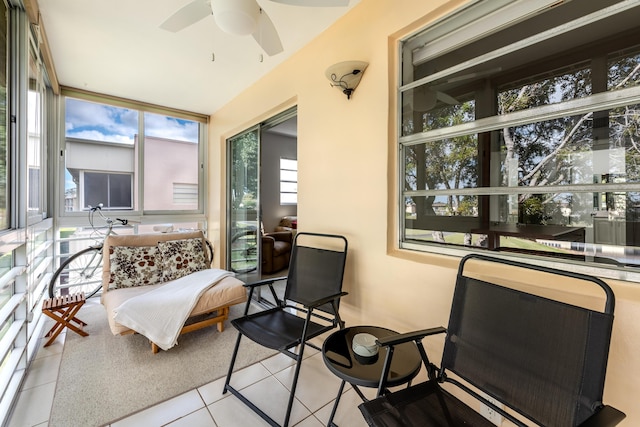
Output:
[{"xmin": 399, "ymin": 0, "xmax": 640, "ymax": 271}]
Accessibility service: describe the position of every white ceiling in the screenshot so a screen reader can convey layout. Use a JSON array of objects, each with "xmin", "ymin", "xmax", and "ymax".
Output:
[{"xmin": 37, "ymin": 0, "xmax": 360, "ymax": 116}]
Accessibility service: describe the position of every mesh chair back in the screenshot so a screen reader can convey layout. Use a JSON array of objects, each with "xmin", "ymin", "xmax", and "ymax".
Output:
[
  {"xmin": 285, "ymin": 233, "xmax": 348, "ymax": 315},
  {"xmin": 442, "ymin": 254, "xmax": 615, "ymax": 427}
]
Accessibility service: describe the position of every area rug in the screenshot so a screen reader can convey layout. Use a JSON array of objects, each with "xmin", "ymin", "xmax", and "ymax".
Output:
[{"xmin": 49, "ymin": 301, "xmax": 276, "ymax": 427}]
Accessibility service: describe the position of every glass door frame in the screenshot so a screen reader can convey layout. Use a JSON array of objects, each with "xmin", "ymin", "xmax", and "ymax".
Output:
[{"xmin": 226, "ymin": 125, "xmax": 262, "ymax": 278}]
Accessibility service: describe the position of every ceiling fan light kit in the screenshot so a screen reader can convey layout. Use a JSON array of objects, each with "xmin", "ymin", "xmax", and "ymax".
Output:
[
  {"xmin": 213, "ymin": 0, "xmax": 260, "ymax": 35},
  {"xmin": 325, "ymin": 60, "xmax": 368, "ymax": 99}
]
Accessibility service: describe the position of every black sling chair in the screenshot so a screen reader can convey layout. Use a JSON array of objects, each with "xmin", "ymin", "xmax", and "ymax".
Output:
[
  {"xmin": 224, "ymin": 232, "xmax": 348, "ymax": 427},
  {"xmin": 359, "ymin": 254, "xmax": 626, "ymax": 427}
]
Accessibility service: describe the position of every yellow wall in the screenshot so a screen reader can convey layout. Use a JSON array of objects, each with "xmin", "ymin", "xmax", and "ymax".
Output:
[{"xmin": 208, "ymin": 1, "xmax": 639, "ymax": 424}]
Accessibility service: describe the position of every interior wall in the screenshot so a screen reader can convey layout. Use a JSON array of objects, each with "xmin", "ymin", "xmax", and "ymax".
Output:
[
  {"xmin": 208, "ymin": 0, "xmax": 639, "ymax": 424},
  {"xmin": 261, "ymin": 131, "xmax": 297, "ymax": 233}
]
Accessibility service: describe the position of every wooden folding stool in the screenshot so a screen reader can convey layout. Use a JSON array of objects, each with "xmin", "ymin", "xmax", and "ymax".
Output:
[{"xmin": 42, "ymin": 293, "xmax": 89, "ymax": 347}]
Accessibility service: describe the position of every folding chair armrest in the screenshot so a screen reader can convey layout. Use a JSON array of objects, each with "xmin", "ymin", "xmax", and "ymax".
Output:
[
  {"xmin": 243, "ymin": 276, "xmax": 288, "ymax": 289},
  {"xmin": 240, "ymin": 276, "xmax": 288, "ymax": 315},
  {"xmin": 578, "ymin": 405, "xmax": 626, "ymax": 427},
  {"xmin": 375, "ymin": 326, "xmax": 447, "ymax": 395},
  {"xmin": 298, "ymin": 291, "xmax": 348, "ymax": 309},
  {"xmin": 376, "ymin": 327, "xmax": 446, "ymax": 347}
]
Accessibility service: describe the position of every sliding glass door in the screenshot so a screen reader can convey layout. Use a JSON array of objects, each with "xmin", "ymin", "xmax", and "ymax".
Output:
[{"xmin": 227, "ymin": 126, "xmax": 260, "ymax": 275}]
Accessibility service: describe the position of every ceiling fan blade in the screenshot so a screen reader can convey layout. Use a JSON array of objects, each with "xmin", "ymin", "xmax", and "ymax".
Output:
[
  {"xmin": 252, "ymin": 9, "xmax": 283, "ymax": 56},
  {"xmin": 268, "ymin": 0, "xmax": 350, "ymax": 6},
  {"xmin": 160, "ymin": 0, "xmax": 212, "ymax": 32}
]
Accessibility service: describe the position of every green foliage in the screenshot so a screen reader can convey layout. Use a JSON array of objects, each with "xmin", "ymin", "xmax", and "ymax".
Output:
[{"xmin": 229, "ymin": 131, "xmax": 258, "ymax": 210}]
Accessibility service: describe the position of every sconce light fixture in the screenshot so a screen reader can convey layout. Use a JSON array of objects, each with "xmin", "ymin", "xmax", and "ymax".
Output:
[{"xmin": 325, "ymin": 60, "xmax": 368, "ymax": 99}]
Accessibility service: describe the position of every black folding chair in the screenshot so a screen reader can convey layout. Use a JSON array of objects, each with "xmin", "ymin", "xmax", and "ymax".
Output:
[
  {"xmin": 359, "ymin": 254, "xmax": 626, "ymax": 427},
  {"xmin": 223, "ymin": 232, "xmax": 348, "ymax": 427}
]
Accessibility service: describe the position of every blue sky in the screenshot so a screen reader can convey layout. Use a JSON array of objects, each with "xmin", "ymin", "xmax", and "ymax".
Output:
[{"xmin": 65, "ymin": 98, "xmax": 199, "ymax": 144}]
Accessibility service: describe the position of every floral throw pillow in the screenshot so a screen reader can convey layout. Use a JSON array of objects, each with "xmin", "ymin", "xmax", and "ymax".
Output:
[
  {"xmin": 158, "ymin": 238, "xmax": 208, "ymax": 282},
  {"xmin": 109, "ymin": 245, "xmax": 162, "ymax": 288}
]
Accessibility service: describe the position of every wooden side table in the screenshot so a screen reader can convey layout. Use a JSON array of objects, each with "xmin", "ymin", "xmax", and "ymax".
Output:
[{"xmin": 42, "ymin": 293, "xmax": 89, "ymax": 347}]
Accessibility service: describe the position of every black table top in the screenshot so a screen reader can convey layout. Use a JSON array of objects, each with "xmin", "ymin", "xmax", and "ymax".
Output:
[{"xmin": 322, "ymin": 325, "xmax": 422, "ymax": 389}]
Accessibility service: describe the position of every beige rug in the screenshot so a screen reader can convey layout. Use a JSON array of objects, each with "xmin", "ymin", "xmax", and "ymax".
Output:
[{"xmin": 49, "ymin": 301, "xmax": 276, "ymax": 427}]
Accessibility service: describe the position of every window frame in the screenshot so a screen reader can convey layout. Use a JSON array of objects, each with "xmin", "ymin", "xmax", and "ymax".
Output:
[
  {"xmin": 397, "ymin": 0, "xmax": 640, "ymax": 283},
  {"xmin": 58, "ymin": 89, "xmax": 209, "ymax": 220}
]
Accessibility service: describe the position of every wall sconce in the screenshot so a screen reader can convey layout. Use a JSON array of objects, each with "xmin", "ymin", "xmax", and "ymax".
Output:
[{"xmin": 325, "ymin": 60, "xmax": 368, "ymax": 99}]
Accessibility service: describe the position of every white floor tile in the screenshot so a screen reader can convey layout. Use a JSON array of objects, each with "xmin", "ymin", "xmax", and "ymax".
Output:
[
  {"xmin": 274, "ymin": 352, "xmax": 346, "ymax": 413},
  {"xmin": 260, "ymin": 352, "xmax": 296, "ymax": 375},
  {"xmin": 230, "ymin": 360, "xmax": 273, "ymax": 388},
  {"xmin": 208, "ymin": 391, "xmax": 272, "ymax": 427},
  {"xmin": 198, "ymin": 377, "xmax": 230, "ymax": 407},
  {"xmin": 315, "ymin": 388, "xmax": 370, "ymax": 427},
  {"xmin": 34, "ymin": 337, "xmax": 65, "ymax": 360},
  {"xmin": 111, "ymin": 389, "xmax": 204, "ymax": 427},
  {"xmin": 293, "ymin": 414, "xmax": 324, "ymax": 427},
  {"xmin": 8, "ymin": 317, "xmax": 385, "ymax": 427},
  {"xmin": 211, "ymin": 376, "xmax": 311, "ymax": 427},
  {"xmin": 166, "ymin": 408, "xmax": 217, "ymax": 427},
  {"xmin": 21, "ymin": 353, "xmax": 62, "ymax": 390},
  {"xmin": 7, "ymin": 382, "xmax": 56, "ymax": 427}
]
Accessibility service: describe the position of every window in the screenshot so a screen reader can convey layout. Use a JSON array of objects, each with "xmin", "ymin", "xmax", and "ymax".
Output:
[
  {"xmin": 63, "ymin": 95, "xmax": 205, "ymax": 213},
  {"xmin": 83, "ymin": 172, "xmax": 132, "ymax": 209},
  {"xmin": 64, "ymin": 98, "xmax": 137, "ymax": 211},
  {"xmin": 280, "ymin": 158, "xmax": 297, "ymax": 205},
  {"xmin": 399, "ymin": 0, "xmax": 640, "ymax": 272},
  {"xmin": 143, "ymin": 112, "xmax": 200, "ymax": 211},
  {"xmin": 27, "ymin": 46, "xmax": 43, "ymax": 217},
  {"xmin": 1, "ymin": 7, "xmax": 55, "ymax": 422},
  {"xmin": 0, "ymin": 3, "xmax": 7, "ymax": 230}
]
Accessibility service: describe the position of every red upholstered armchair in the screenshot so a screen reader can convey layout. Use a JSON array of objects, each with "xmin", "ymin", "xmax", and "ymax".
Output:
[{"xmin": 261, "ymin": 231, "xmax": 292, "ymax": 274}]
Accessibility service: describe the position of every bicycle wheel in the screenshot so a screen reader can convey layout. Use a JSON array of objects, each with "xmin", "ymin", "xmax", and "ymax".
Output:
[
  {"xmin": 230, "ymin": 229, "xmax": 258, "ymax": 274},
  {"xmin": 49, "ymin": 246, "xmax": 104, "ymax": 299}
]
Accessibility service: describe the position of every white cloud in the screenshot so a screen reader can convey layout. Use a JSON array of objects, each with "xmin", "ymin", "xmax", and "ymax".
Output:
[
  {"xmin": 68, "ymin": 129, "xmax": 134, "ymax": 144},
  {"xmin": 65, "ymin": 98, "xmax": 198, "ymax": 144},
  {"xmin": 65, "ymin": 98, "xmax": 137, "ymax": 141},
  {"xmin": 145, "ymin": 112, "xmax": 198, "ymax": 143}
]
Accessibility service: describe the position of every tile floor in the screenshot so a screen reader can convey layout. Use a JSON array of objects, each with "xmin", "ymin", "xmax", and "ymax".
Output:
[{"xmin": 8, "ymin": 299, "xmax": 377, "ymax": 427}]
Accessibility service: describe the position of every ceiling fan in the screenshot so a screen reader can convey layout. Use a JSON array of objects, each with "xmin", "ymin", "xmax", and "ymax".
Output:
[{"xmin": 160, "ymin": 0, "xmax": 350, "ymax": 56}]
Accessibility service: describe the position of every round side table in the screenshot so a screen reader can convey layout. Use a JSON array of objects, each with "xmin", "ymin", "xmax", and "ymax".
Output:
[{"xmin": 322, "ymin": 325, "xmax": 422, "ymax": 427}]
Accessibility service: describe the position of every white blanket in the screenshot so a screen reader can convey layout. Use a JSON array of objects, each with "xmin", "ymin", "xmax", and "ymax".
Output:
[{"xmin": 113, "ymin": 269, "xmax": 234, "ymax": 351}]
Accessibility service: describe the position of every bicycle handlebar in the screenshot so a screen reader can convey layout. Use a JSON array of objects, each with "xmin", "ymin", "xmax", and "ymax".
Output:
[{"xmin": 89, "ymin": 204, "xmax": 128, "ymax": 227}]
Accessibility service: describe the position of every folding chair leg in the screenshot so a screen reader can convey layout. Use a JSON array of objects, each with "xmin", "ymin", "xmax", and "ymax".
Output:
[
  {"xmin": 224, "ymin": 326, "xmax": 312, "ymax": 426},
  {"xmin": 223, "ymin": 332, "xmax": 243, "ymax": 394},
  {"xmin": 282, "ymin": 345, "xmax": 305, "ymax": 427}
]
